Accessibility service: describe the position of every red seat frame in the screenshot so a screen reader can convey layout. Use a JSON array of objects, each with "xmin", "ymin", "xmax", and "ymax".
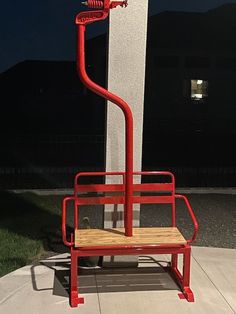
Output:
[{"xmin": 62, "ymin": 171, "xmax": 199, "ymax": 307}]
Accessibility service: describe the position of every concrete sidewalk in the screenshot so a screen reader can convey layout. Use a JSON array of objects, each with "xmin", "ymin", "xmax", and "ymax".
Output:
[{"xmin": 0, "ymin": 246, "xmax": 236, "ymax": 314}]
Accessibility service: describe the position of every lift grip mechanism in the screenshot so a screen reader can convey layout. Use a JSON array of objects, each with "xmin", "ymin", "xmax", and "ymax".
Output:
[
  {"xmin": 82, "ymin": 0, "xmax": 127, "ymax": 9},
  {"xmin": 77, "ymin": 0, "xmax": 128, "ymax": 25}
]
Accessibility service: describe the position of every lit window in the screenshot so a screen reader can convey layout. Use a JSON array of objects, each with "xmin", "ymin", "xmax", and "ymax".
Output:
[{"xmin": 191, "ymin": 79, "xmax": 208, "ymax": 100}]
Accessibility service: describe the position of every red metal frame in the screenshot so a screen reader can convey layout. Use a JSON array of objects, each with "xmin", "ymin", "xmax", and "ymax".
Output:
[
  {"xmin": 62, "ymin": 0, "xmax": 199, "ymax": 308},
  {"xmin": 63, "ymin": 171, "xmax": 198, "ymax": 248},
  {"xmin": 62, "ymin": 171, "xmax": 199, "ymax": 306},
  {"xmin": 76, "ymin": 1, "xmax": 133, "ymax": 237}
]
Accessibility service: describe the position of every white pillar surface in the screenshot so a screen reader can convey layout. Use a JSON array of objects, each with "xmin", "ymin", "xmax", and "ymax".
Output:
[{"xmin": 104, "ymin": 0, "xmax": 149, "ymax": 265}]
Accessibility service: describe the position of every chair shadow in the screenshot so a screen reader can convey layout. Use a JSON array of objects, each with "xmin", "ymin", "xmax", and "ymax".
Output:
[{"xmin": 30, "ymin": 255, "xmax": 179, "ymax": 298}]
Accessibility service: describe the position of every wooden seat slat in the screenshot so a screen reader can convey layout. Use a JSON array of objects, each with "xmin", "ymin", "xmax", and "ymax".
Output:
[{"xmin": 74, "ymin": 227, "xmax": 186, "ymax": 248}]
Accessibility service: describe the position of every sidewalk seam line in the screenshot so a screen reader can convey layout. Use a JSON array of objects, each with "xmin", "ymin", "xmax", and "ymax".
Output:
[
  {"xmin": 192, "ymin": 254, "xmax": 236, "ymax": 314},
  {"xmin": 94, "ymin": 271, "xmax": 102, "ymax": 314}
]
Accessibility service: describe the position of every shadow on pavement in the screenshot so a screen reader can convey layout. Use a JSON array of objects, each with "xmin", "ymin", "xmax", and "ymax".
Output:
[{"xmin": 30, "ymin": 255, "xmax": 179, "ymax": 298}]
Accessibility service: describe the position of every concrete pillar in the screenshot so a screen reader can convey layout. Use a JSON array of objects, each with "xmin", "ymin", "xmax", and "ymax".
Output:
[{"xmin": 103, "ymin": 0, "xmax": 149, "ymax": 266}]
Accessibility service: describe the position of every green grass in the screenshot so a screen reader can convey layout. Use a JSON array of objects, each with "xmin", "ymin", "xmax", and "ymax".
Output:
[{"xmin": 0, "ymin": 191, "xmax": 67, "ymax": 277}]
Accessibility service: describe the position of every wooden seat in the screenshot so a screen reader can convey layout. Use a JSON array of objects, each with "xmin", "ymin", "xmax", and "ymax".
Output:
[{"xmin": 74, "ymin": 227, "xmax": 187, "ymax": 248}]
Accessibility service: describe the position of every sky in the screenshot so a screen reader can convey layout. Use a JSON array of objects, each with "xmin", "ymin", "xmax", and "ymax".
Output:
[{"xmin": 0, "ymin": 0, "xmax": 236, "ymax": 73}]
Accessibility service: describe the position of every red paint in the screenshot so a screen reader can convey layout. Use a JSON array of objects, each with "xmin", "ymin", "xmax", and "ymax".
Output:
[
  {"xmin": 76, "ymin": 5, "xmax": 133, "ymax": 236},
  {"xmin": 62, "ymin": 171, "xmax": 198, "ymax": 307},
  {"xmin": 62, "ymin": 171, "xmax": 198, "ymax": 248},
  {"xmin": 62, "ymin": 1, "xmax": 199, "ymax": 308}
]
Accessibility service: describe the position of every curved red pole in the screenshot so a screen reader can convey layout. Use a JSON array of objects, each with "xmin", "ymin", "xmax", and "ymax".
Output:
[{"xmin": 77, "ymin": 24, "xmax": 133, "ymax": 236}]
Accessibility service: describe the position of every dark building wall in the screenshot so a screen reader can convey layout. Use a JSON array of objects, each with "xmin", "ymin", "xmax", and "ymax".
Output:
[
  {"xmin": 0, "ymin": 35, "xmax": 107, "ymax": 188},
  {"xmin": 142, "ymin": 4, "xmax": 236, "ymax": 185},
  {"xmin": 1, "ymin": 5, "xmax": 236, "ymax": 187}
]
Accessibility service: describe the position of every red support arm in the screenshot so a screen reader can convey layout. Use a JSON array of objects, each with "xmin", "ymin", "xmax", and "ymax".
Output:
[
  {"xmin": 62, "ymin": 196, "xmax": 75, "ymax": 247},
  {"xmin": 175, "ymin": 194, "xmax": 199, "ymax": 244},
  {"xmin": 75, "ymin": 2, "xmax": 133, "ymax": 236}
]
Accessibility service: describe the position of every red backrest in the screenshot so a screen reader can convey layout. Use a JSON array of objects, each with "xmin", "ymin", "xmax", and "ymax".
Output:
[{"xmin": 74, "ymin": 171, "xmax": 175, "ymax": 206}]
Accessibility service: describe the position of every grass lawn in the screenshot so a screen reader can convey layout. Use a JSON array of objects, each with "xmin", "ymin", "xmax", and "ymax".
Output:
[{"xmin": 0, "ymin": 191, "xmax": 67, "ymax": 277}]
